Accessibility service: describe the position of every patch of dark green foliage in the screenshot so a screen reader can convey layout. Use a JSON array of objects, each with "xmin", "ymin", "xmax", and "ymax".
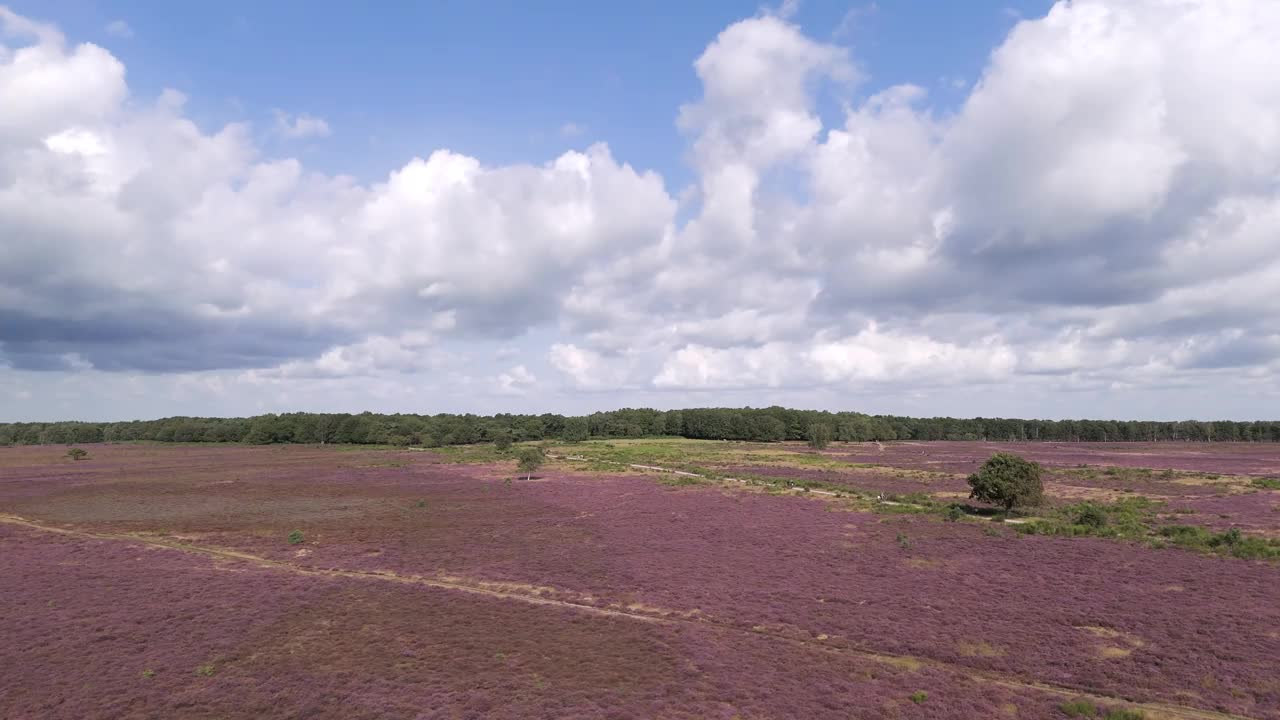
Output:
[
  {"xmin": 1059, "ymin": 700, "xmax": 1097, "ymax": 717},
  {"xmin": 1015, "ymin": 495, "xmax": 1280, "ymax": 560},
  {"xmin": 806, "ymin": 423, "xmax": 834, "ymax": 449},
  {"xmin": 968, "ymin": 453, "xmax": 1044, "ymax": 511},
  {"xmin": 1158, "ymin": 525, "xmax": 1280, "ymax": 560}
]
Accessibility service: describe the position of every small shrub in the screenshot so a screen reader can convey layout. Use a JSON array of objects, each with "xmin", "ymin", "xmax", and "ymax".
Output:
[
  {"xmin": 1251, "ymin": 477, "xmax": 1280, "ymax": 490},
  {"xmin": 1103, "ymin": 709, "xmax": 1143, "ymax": 720},
  {"xmin": 415, "ymin": 499, "xmax": 427, "ymax": 508},
  {"xmin": 946, "ymin": 505, "xmax": 964, "ymax": 522},
  {"xmin": 1059, "ymin": 700, "xmax": 1097, "ymax": 717},
  {"xmin": 493, "ymin": 431, "xmax": 513, "ymax": 451},
  {"xmin": 1211, "ymin": 527, "xmax": 1243, "ymax": 547},
  {"xmin": 1075, "ymin": 504, "xmax": 1108, "ymax": 529},
  {"xmin": 516, "ymin": 447, "xmax": 545, "ymax": 480},
  {"xmin": 66, "ymin": 448, "xmax": 88, "ymax": 461},
  {"xmin": 896, "ymin": 533, "xmax": 911, "ymax": 550},
  {"xmin": 287, "ymin": 530, "xmax": 305, "ymax": 545},
  {"xmin": 141, "ymin": 669, "xmax": 156, "ymax": 679},
  {"xmin": 195, "ymin": 664, "xmax": 216, "ymax": 677},
  {"xmin": 909, "ymin": 691, "xmax": 928, "ymax": 704},
  {"xmin": 983, "ymin": 526, "xmax": 1003, "ymax": 537}
]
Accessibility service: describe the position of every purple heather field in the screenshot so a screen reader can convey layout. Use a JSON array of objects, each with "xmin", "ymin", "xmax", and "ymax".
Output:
[{"xmin": 2, "ymin": 442, "xmax": 1278, "ymax": 719}]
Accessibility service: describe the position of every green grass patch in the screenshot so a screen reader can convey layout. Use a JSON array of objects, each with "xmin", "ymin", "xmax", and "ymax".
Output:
[
  {"xmin": 1157, "ymin": 525, "xmax": 1280, "ymax": 560},
  {"xmin": 426, "ymin": 444, "xmax": 513, "ymax": 464},
  {"xmin": 1058, "ymin": 700, "xmax": 1097, "ymax": 717},
  {"xmin": 657, "ymin": 475, "xmax": 710, "ymax": 487}
]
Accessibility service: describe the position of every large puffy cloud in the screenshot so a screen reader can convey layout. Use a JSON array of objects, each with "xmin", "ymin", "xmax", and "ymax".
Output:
[
  {"xmin": 5, "ymin": 1, "xmax": 1280, "ymax": 420},
  {"xmin": 0, "ymin": 7, "xmax": 674, "ymax": 375}
]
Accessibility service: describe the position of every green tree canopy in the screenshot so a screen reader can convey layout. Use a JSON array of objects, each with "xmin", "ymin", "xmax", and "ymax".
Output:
[
  {"xmin": 806, "ymin": 423, "xmax": 833, "ymax": 449},
  {"xmin": 967, "ymin": 452, "xmax": 1044, "ymax": 511}
]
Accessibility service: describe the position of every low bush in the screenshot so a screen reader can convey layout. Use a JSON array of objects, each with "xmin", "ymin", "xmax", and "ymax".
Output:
[
  {"xmin": 1059, "ymin": 700, "xmax": 1097, "ymax": 717},
  {"xmin": 1075, "ymin": 503, "xmax": 1108, "ymax": 529},
  {"xmin": 909, "ymin": 691, "xmax": 927, "ymax": 704},
  {"xmin": 1251, "ymin": 477, "xmax": 1280, "ymax": 490},
  {"xmin": 287, "ymin": 530, "xmax": 305, "ymax": 545},
  {"xmin": 1103, "ymin": 709, "xmax": 1144, "ymax": 720},
  {"xmin": 1158, "ymin": 525, "xmax": 1280, "ymax": 560},
  {"xmin": 516, "ymin": 447, "xmax": 545, "ymax": 480}
]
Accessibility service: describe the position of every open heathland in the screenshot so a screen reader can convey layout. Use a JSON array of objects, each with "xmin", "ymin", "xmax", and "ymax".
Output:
[{"xmin": 2, "ymin": 440, "xmax": 1278, "ymax": 719}]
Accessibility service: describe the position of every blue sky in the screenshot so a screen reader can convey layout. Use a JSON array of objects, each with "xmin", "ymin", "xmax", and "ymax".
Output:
[
  {"xmin": 4, "ymin": 0, "xmax": 1280, "ymax": 422},
  {"xmin": 12, "ymin": 0, "xmax": 1049, "ymax": 184}
]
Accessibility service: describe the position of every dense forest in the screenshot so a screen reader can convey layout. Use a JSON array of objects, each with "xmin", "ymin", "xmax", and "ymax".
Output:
[{"xmin": 3, "ymin": 407, "xmax": 1279, "ymax": 446}]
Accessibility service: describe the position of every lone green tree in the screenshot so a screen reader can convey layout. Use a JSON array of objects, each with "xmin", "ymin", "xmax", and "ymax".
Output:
[
  {"xmin": 806, "ymin": 423, "xmax": 833, "ymax": 450},
  {"xmin": 516, "ymin": 447, "xmax": 544, "ymax": 480},
  {"xmin": 967, "ymin": 453, "xmax": 1043, "ymax": 512},
  {"xmin": 66, "ymin": 447, "xmax": 88, "ymax": 461}
]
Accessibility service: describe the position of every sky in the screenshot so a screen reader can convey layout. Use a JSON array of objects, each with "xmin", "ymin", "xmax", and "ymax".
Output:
[{"xmin": 2, "ymin": 0, "xmax": 1279, "ymax": 423}]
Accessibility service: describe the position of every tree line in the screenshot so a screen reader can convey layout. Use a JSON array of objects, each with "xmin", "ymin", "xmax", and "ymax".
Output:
[{"xmin": 3, "ymin": 407, "xmax": 1279, "ymax": 446}]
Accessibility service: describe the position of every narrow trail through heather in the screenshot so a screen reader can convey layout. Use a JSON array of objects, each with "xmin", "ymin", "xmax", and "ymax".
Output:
[{"xmin": 1, "ymin": 513, "xmax": 1257, "ymax": 720}]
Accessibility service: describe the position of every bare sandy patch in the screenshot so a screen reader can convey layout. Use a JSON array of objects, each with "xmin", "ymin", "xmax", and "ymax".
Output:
[
  {"xmin": 1046, "ymin": 483, "xmax": 1130, "ymax": 502},
  {"xmin": 1077, "ymin": 625, "xmax": 1145, "ymax": 659},
  {"xmin": 957, "ymin": 641, "xmax": 1006, "ymax": 658}
]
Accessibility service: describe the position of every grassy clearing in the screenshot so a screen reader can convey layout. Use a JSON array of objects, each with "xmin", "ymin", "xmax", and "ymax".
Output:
[
  {"xmin": 1014, "ymin": 498, "xmax": 1280, "ymax": 560},
  {"xmin": 538, "ymin": 439, "xmax": 955, "ymax": 480},
  {"xmin": 426, "ymin": 438, "xmax": 1280, "ymax": 561},
  {"xmin": 545, "ymin": 439, "xmax": 745, "ymax": 471},
  {"xmin": 427, "ymin": 443, "xmax": 516, "ymax": 464},
  {"xmin": 1054, "ymin": 465, "xmax": 1258, "ymax": 491},
  {"xmin": 1154, "ymin": 525, "xmax": 1280, "ymax": 560}
]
